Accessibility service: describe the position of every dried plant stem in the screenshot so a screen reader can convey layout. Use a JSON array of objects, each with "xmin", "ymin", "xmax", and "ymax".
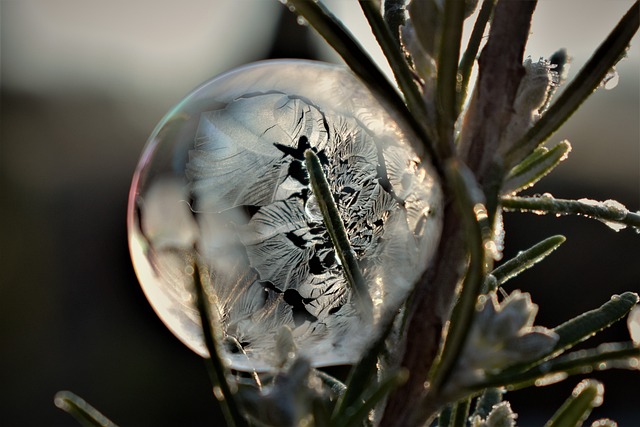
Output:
[
  {"xmin": 458, "ymin": 0, "xmax": 537, "ymax": 209},
  {"xmin": 379, "ymin": 2, "xmax": 538, "ymax": 425}
]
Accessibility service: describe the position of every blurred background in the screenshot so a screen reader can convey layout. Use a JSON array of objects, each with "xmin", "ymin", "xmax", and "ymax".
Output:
[{"xmin": 1, "ymin": 1, "xmax": 638, "ymax": 425}]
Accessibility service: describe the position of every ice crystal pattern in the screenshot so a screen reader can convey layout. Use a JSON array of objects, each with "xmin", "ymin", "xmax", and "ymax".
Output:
[{"xmin": 128, "ymin": 60, "xmax": 442, "ymax": 371}]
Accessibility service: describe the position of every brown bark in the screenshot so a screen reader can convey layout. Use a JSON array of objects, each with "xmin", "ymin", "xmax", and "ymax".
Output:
[
  {"xmin": 458, "ymin": 0, "xmax": 538, "ymax": 182},
  {"xmin": 379, "ymin": 2, "xmax": 537, "ymax": 426},
  {"xmin": 378, "ymin": 201, "xmax": 464, "ymax": 427}
]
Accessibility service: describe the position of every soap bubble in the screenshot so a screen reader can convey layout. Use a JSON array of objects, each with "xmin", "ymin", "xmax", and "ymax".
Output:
[{"xmin": 127, "ymin": 60, "xmax": 442, "ymax": 371}]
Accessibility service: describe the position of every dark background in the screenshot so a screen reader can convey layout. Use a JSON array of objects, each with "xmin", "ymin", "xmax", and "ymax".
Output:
[{"xmin": 1, "ymin": 1, "xmax": 638, "ymax": 426}]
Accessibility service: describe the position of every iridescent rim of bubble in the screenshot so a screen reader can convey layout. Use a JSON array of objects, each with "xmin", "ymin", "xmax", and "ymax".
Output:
[{"xmin": 127, "ymin": 59, "xmax": 443, "ymax": 371}]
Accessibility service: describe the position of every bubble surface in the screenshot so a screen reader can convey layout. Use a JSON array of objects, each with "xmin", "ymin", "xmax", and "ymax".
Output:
[{"xmin": 128, "ymin": 60, "xmax": 442, "ymax": 371}]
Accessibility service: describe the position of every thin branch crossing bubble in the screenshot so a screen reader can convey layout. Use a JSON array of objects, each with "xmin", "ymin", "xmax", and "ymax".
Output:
[{"xmin": 127, "ymin": 60, "xmax": 442, "ymax": 371}]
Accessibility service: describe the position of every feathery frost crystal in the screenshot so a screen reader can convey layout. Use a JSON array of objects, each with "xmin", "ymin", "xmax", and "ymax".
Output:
[{"xmin": 128, "ymin": 60, "xmax": 443, "ymax": 371}]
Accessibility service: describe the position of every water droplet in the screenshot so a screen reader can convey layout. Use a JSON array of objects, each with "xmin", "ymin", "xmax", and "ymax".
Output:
[
  {"xmin": 213, "ymin": 386, "xmax": 224, "ymax": 401},
  {"xmin": 127, "ymin": 60, "xmax": 443, "ymax": 371},
  {"xmin": 296, "ymin": 15, "xmax": 308, "ymax": 26},
  {"xmin": 577, "ymin": 198, "xmax": 628, "ymax": 231},
  {"xmin": 304, "ymin": 194, "xmax": 322, "ymax": 222},
  {"xmin": 592, "ymin": 420, "xmax": 618, "ymax": 427},
  {"xmin": 484, "ymin": 240, "xmax": 500, "ymax": 261},
  {"xmin": 601, "ymin": 199, "xmax": 628, "ymax": 231},
  {"xmin": 53, "ymin": 396, "xmax": 69, "ymax": 410},
  {"xmin": 628, "ymin": 306, "xmax": 640, "ymax": 344},
  {"xmin": 600, "ymin": 68, "xmax": 619, "ymax": 90},
  {"xmin": 492, "ymin": 211, "xmax": 505, "ymax": 261},
  {"xmin": 534, "ymin": 372, "xmax": 567, "ymax": 386}
]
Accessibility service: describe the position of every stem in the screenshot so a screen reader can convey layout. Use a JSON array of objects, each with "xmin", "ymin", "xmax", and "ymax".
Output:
[
  {"xmin": 436, "ymin": 0, "xmax": 467, "ymax": 160},
  {"xmin": 193, "ymin": 262, "xmax": 248, "ymax": 427},
  {"xmin": 304, "ymin": 149, "xmax": 372, "ymax": 320},
  {"xmin": 501, "ymin": 195, "xmax": 640, "ymax": 230},
  {"xmin": 457, "ymin": 0, "xmax": 496, "ymax": 114},
  {"xmin": 378, "ymin": 198, "xmax": 466, "ymax": 427},
  {"xmin": 457, "ymin": 0, "xmax": 536, "ymax": 185},
  {"xmin": 428, "ymin": 161, "xmax": 486, "ymax": 396},
  {"xmin": 398, "ymin": 160, "xmax": 486, "ymax": 426},
  {"xmin": 358, "ymin": 1, "xmax": 432, "ymax": 136},
  {"xmin": 381, "ymin": 5, "xmax": 538, "ymax": 425},
  {"xmin": 54, "ymin": 391, "xmax": 118, "ymax": 427}
]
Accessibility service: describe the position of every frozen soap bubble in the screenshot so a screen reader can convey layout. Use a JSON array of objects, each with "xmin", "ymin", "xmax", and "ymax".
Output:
[{"xmin": 127, "ymin": 60, "xmax": 443, "ymax": 371}]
